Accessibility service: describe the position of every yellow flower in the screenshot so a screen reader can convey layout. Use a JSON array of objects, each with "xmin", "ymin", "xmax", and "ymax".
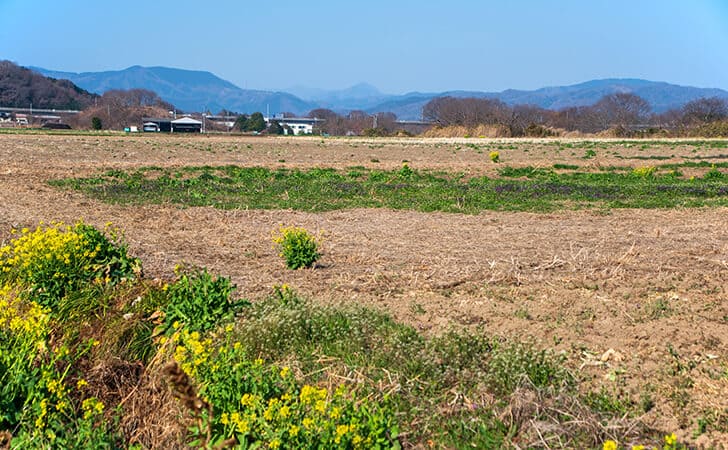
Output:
[
  {"xmin": 335, "ymin": 424, "xmax": 350, "ymax": 444},
  {"xmin": 300, "ymin": 385, "xmax": 326, "ymax": 404},
  {"xmin": 288, "ymin": 425, "xmax": 300, "ymax": 437},
  {"xmin": 278, "ymin": 405, "xmax": 290, "ymax": 419},
  {"xmin": 314, "ymin": 400, "xmax": 326, "ymax": 414},
  {"xmin": 329, "ymin": 406, "xmax": 341, "ymax": 419},
  {"xmin": 280, "ymin": 366, "xmax": 290, "ymax": 378},
  {"xmin": 240, "ymin": 393, "xmax": 257, "ymax": 408},
  {"xmin": 631, "ymin": 445, "xmax": 645, "ymax": 450},
  {"xmin": 82, "ymin": 397, "xmax": 105, "ymax": 419},
  {"xmin": 268, "ymin": 439, "xmax": 281, "ymax": 449},
  {"xmin": 664, "ymin": 433, "xmax": 677, "ymax": 446},
  {"xmin": 603, "ymin": 440, "xmax": 618, "ymax": 450}
]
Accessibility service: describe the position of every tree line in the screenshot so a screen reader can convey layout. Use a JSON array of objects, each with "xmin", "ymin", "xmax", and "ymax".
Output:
[
  {"xmin": 306, "ymin": 109, "xmax": 398, "ymax": 136},
  {"xmin": 422, "ymin": 93, "xmax": 728, "ymax": 136},
  {"xmin": 69, "ymin": 89, "xmax": 173, "ymax": 130}
]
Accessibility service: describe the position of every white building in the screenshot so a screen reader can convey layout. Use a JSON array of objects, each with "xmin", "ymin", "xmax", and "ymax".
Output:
[{"xmin": 265, "ymin": 115, "xmax": 325, "ymax": 135}]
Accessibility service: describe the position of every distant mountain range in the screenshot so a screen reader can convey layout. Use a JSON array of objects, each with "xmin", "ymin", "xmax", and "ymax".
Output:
[
  {"xmin": 31, "ymin": 65, "xmax": 316, "ymax": 115},
  {"xmin": 29, "ymin": 65, "xmax": 728, "ymax": 120},
  {"xmin": 373, "ymin": 79, "xmax": 728, "ymax": 119}
]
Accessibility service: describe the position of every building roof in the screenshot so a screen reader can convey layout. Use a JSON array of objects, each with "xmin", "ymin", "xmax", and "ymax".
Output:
[
  {"xmin": 172, "ymin": 117, "xmax": 202, "ymax": 125},
  {"xmin": 268, "ymin": 117, "xmax": 324, "ymax": 124}
]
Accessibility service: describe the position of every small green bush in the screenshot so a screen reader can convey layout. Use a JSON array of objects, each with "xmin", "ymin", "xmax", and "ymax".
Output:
[
  {"xmin": 704, "ymin": 165, "xmax": 724, "ymax": 180},
  {"xmin": 162, "ymin": 267, "xmax": 244, "ymax": 334},
  {"xmin": 272, "ymin": 226, "xmax": 321, "ymax": 270}
]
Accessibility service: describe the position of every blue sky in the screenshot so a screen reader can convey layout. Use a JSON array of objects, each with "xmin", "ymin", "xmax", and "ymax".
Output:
[{"xmin": 1, "ymin": 0, "xmax": 726, "ymax": 94}]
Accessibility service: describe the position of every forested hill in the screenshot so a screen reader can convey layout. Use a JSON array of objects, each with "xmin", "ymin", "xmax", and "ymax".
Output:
[{"xmin": 0, "ymin": 61, "xmax": 96, "ymax": 110}]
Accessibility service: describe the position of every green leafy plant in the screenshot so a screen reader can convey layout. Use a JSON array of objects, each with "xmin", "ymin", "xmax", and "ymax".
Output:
[
  {"xmin": 162, "ymin": 267, "xmax": 244, "ymax": 334},
  {"xmin": 272, "ymin": 226, "xmax": 321, "ymax": 270},
  {"xmin": 489, "ymin": 151, "xmax": 500, "ymax": 163}
]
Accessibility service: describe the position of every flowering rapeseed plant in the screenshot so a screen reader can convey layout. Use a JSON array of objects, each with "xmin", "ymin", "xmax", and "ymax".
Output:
[
  {"xmin": 172, "ymin": 324, "xmax": 399, "ymax": 448},
  {"xmin": 0, "ymin": 221, "xmax": 140, "ymax": 307},
  {"xmin": 272, "ymin": 226, "xmax": 320, "ymax": 270}
]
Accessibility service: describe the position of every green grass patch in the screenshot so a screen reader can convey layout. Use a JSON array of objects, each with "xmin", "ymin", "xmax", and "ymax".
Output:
[{"xmin": 51, "ymin": 164, "xmax": 728, "ymax": 213}]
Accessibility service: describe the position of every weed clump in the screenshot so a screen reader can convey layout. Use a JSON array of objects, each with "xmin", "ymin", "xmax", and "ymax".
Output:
[
  {"xmin": 162, "ymin": 266, "xmax": 245, "ymax": 334},
  {"xmin": 272, "ymin": 226, "xmax": 321, "ymax": 270}
]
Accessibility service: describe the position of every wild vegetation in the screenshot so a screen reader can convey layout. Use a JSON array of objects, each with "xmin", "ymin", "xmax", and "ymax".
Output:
[
  {"xmin": 1, "ymin": 133, "xmax": 726, "ymax": 448},
  {"xmin": 52, "ymin": 162, "xmax": 728, "ymax": 213},
  {"xmin": 0, "ymin": 221, "xmax": 697, "ymax": 449}
]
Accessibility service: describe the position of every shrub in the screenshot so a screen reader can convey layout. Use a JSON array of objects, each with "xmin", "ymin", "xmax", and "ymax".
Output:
[
  {"xmin": 485, "ymin": 341, "xmax": 572, "ymax": 395},
  {"xmin": 272, "ymin": 226, "xmax": 321, "ymax": 270},
  {"xmin": 398, "ymin": 162, "xmax": 414, "ymax": 178},
  {"xmin": 162, "ymin": 267, "xmax": 244, "ymax": 334},
  {"xmin": 524, "ymin": 124, "xmax": 558, "ymax": 137},
  {"xmin": 91, "ymin": 116, "xmax": 102, "ymax": 130},
  {"xmin": 0, "ymin": 221, "xmax": 140, "ymax": 308}
]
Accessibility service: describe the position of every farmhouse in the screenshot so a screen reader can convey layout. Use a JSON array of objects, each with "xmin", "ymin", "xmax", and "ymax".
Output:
[
  {"xmin": 265, "ymin": 115, "xmax": 324, "ymax": 135},
  {"xmin": 171, "ymin": 116, "xmax": 202, "ymax": 133},
  {"xmin": 141, "ymin": 117, "xmax": 171, "ymax": 132},
  {"xmin": 142, "ymin": 116, "xmax": 202, "ymax": 133}
]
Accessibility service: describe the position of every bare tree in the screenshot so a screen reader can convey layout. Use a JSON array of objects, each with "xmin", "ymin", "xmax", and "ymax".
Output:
[
  {"xmin": 593, "ymin": 93, "xmax": 651, "ymax": 128},
  {"xmin": 423, "ymin": 96, "xmax": 510, "ymax": 127},
  {"xmin": 680, "ymin": 97, "xmax": 728, "ymax": 125},
  {"xmin": 508, "ymin": 104, "xmax": 550, "ymax": 136}
]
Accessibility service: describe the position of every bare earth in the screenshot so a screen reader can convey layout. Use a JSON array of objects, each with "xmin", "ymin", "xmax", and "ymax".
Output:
[{"xmin": 1, "ymin": 133, "xmax": 727, "ymax": 445}]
